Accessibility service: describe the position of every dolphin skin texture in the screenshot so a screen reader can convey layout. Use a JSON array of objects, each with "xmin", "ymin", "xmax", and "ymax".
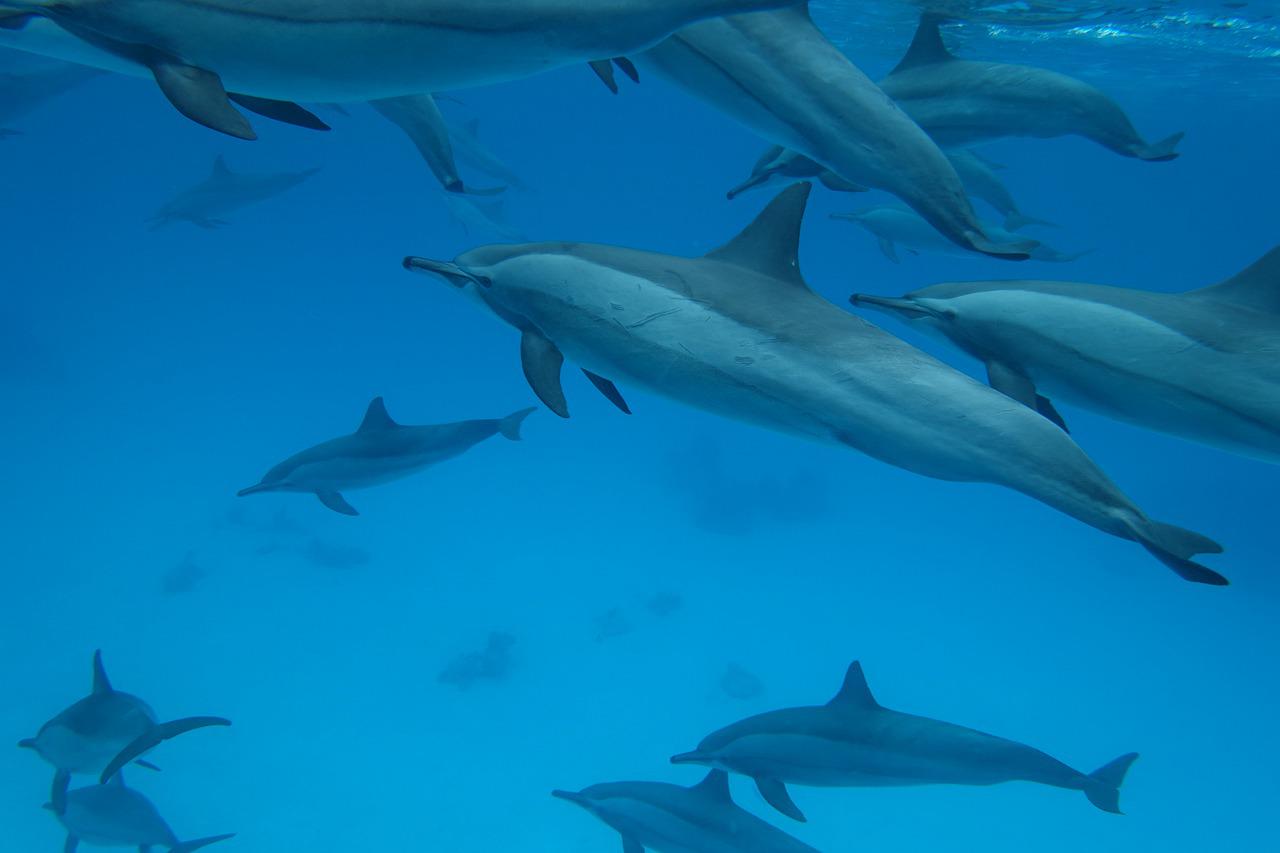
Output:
[
  {"xmin": 237, "ymin": 397, "xmax": 535, "ymax": 516},
  {"xmin": 403, "ymin": 182, "xmax": 1225, "ymax": 584},
  {"xmin": 880, "ymin": 14, "xmax": 1184, "ymax": 161},
  {"xmin": 851, "ymin": 246, "xmax": 1280, "ymax": 463},
  {"xmin": 638, "ymin": 6, "xmax": 1034, "ymax": 259},
  {"xmin": 671, "ymin": 661, "xmax": 1139, "ymax": 821},
  {"xmin": 0, "ymin": 0, "xmax": 799, "ymax": 138}
]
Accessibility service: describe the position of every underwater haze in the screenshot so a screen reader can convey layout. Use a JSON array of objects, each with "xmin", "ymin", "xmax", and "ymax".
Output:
[{"xmin": 2, "ymin": 1, "xmax": 1278, "ymax": 851}]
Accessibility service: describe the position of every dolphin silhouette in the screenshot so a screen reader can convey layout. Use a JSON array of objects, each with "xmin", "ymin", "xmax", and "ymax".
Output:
[
  {"xmin": 149, "ymin": 155, "xmax": 319, "ymax": 229},
  {"xmin": 832, "ymin": 205, "xmax": 1086, "ymax": 264}
]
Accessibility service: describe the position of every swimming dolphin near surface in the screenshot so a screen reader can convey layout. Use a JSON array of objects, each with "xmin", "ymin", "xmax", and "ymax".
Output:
[
  {"xmin": 404, "ymin": 183, "xmax": 1225, "ymax": 584},
  {"xmin": 149, "ymin": 155, "xmax": 319, "ymax": 229},
  {"xmin": 47, "ymin": 771, "xmax": 234, "ymax": 853},
  {"xmin": 553, "ymin": 769, "xmax": 819, "ymax": 853},
  {"xmin": 671, "ymin": 661, "xmax": 1139, "ymax": 821},
  {"xmin": 370, "ymin": 94, "xmax": 503, "ymax": 196},
  {"xmin": 0, "ymin": 59, "xmax": 100, "ymax": 133},
  {"xmin": 0, "ymin": 0, "xmax": 797, "ymax": 139},
  {"xmin": 945, "ymin": 148, "xmax": 1054, "ymax": 231},
  {"xmin": 833, "ymin": 205, "xmax": 1086, "ymax": 264},
  {"xmin": 19, "ymin": 650, "xmax": 231, "ymax": 784},
  {"xmin": 726, "ymin": 144, "xmax": 868, "ymax": 200},
  {"xmin": 638, "ymin": 6, "xmax": 1033, "ymax": 259},
  {"xmin": 237, "ymin": 397, "xmax": 535, "ymax": 516},
  {"xmin": 880, "ymin": 15, "xmax": 1183, "ymax": 161},
  {"xmin": 851, "ymin": 246, "xmax": 1280, "ymax": 461}
]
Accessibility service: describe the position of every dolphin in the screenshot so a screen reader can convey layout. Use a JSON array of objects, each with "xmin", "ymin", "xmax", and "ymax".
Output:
[
  {"xmin": 879, "ymin": 14, "xmax": 1183, "ymax": 161},
  {"xmin": 403, "ymin": 183, "xmax": 1226, "ymax": 584},
  {"xmin": 19, "ymin": 650, "xmax": 231, "ymax": 784},
  {"xmin": 445, "ymin": 193, "xmax": 526, "ymax": 242},
  {"xmin": 237, "ymin": 397, "xmax": 536, "ymax": 516},
  {"xmin": 47, "ymin": 770, "xmax": 235, "ymax": 853},
  {"xmin": 672, "ymin": 662, "xmax": 1139, "ymax": 821},
  {"xmin": 0, "ymin": 59, "xmax": 100, "ymax": 132},
  {"xmin": 149, "ymin": 155, "xmax": 319, "ymax": 229},
  {"xmin": 553, "ymin": 769, "xmax": 819, "ymax": 853},
  {"xmin": 637, "ymin": 6, "xmax": 1034, "ymax": 258},
  {"xmin": 446, "ymin": 117, "xmax": 527, "ymax": 191},
  {"xmin": 945, "ymin": 148, "xmax": 1054, "ymax": 231},
  {"xmin": 850, "ymin": 246, "xmax": 1280, "ymax": 461},
  {"xmin": 832, "ymin": 205, "xmax": 1086, "ymax": 265},
  {"xmin": 369, "ymin": 94, "xmax": 503, "ymax": 196},
  {"xmin": 0, "ymin": 0, "xmax": 797, "ymax": 139},
  {"xmin": 726, "ymin": 144, "xmax": 868, "ymax": 200}
]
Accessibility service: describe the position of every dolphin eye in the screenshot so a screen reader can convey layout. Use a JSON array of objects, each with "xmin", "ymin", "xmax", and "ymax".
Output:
[{"xmin": 475, "ymin": 274, "xmax": 492, "ymax": 288}]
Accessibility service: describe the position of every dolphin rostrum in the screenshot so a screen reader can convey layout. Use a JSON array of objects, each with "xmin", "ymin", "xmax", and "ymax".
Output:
[
  {"xmin": 19, "ymin": 650, "xmax": 230, "ymax": 784},
  {"xmin": 726, "ymin": 144, "xmax": 868, "ymax": 200},
  {"xmin": 237, "ymin": 397, "xmax": 536, "ymax": 516},
  {"xmin": 47, "ymin": 770, "xmax": 234, "ymax": 853},
  {"xmin": 880, "ymin": 14, "xmax": 1183, "ymax": 161},
  {"xmin": 553, "ymin": 769, "xmax": 819, "ymax": 853},
  {"xmin": 851, "ymin": 246, "xmax": 1280, "ymax": 461},
  {"xmin": 0, "ymin": 0, "xmax": 797, "ymax": 138},
  {"xmin": 671, "ymin": 661, "xmax": 1139, "ymax": 821},
  {"xmin": 149, "ymin": 155, "xmax": 319, "ymax": 229},
  {"xmin": 638, "ymin": 6, "xmax": 1034, "ymax": 258},
  {"xmin": 832, "ymin": 205, "xmax": 1085, "ymax": 264},
  {"xmin": 403, "ymin": 183, "xmax": 1225, "ymax": 584}
]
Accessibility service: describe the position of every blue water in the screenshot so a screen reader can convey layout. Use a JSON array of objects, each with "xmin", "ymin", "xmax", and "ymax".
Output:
[{"xmin": 2, "ymin": 2, "xmax": 1278, "ymax": 851}]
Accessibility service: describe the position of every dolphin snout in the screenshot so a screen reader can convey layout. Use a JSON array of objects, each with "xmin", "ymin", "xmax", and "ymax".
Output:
[
  {"xmin": 236, "ymin": 483, "xmax": 272, "ymax": 497},
  {"xmin": 670, "ymin": 751, "xmax": 708, "ymax": 765},
  {"xmin": 551, "ymin": 789, "xmax": 589, "ymax": 806},
  {"xmin": 402, "ymin": 256, "xmax": 491, "ymax": 288},
  {"xmin": 849, "ymin": 293, "xmax": 931, "ymax": 319}
]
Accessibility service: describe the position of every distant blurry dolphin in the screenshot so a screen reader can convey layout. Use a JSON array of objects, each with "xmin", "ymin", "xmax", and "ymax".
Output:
[
  {"xmin": 945, "ymin": 149, "xmax": 1054, "ymax": 231},
  {"xmin": 672, "ymin": 661, "xmax": 1139, "ymax": 821},
  {"xmin": 553, "ymin": 769, "xmax": 819, "ymax": 853},
  {"xmin": 149, "ymin": 155, "xmax": 319, "ymax": 229},
  {"xmin": 447, "ymin": 117, "xmax": 527, "ymax": 190},
  {"xmin": 19, "ymin": 650, "xmax": 230, "ymax": 784},
  {"xmin": 0, "ymin": 59, "xmax": 100, "ymax": 134},
  {"xmin": 638, "ymin": 7, "xmax": 1034, "ymax": 259},
  {"xmin": 404, "ymin": 183, "xmax": 1226, "ymax": 584},
  {"xmin": 832, "ymin": 205, "xmax": 1086, "ymax": 264},
  {"xmin": 726, "ymin": 144, "xmax": 868, "ymax": 200},
  {"xmin": 0, "ymin": 0, "xmax": 798, "ymax": 138},
  {"xmin": 370, "ymin": 94, "xmax": 503, "ymax": 196},
  {"xmin": 237, "ymin": 397, "xmax": 535, "ymax": 516},
  {"xmin": 851, "ymin": 246, "xmax": 1280, "ymax": 460},
  {"xmin": 880, "ymin": 15, "xmax": 1183, "ymax": 161},
  {"xmin": 445, "ymin": 193, "xmax": 526, "ymax": 242},
  {"xmin": 48, "ymin": 771, "xmax": 234, "ymax": 853}
]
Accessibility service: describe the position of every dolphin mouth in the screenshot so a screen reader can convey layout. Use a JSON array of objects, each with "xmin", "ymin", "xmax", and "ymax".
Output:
[
  {"xmin": 669, "ymin": 751, "xmax": 708, "ymax": 765},
  {"xmin": 849, "ymin": 293, "xmax": 931, "ymax": 319},
  {"xmin": 17, "ymin": 738, "xmax": 35, "ymax": 750},
  {"xmin": 236, "ymin": 483, "xmax": 272, "ymax": 497},
  {"xmin": 551, "ymin": 789, "xmax": 589, "ymax": 806},
  {"xmin": 402, "ymin": 257, "xmax": 491, "ymax": 288}
]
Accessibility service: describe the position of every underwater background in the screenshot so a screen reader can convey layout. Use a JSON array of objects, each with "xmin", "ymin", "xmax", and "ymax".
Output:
[{"xmin": 2, "ymin": 1, "xmax": 1278, "ymax": 850}]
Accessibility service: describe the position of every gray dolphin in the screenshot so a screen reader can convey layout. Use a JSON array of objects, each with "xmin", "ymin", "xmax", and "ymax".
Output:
[
  {"xmin": 638, "ymin": 7, "xmax": 1034, "ymax": 259},
  {"xmin": 726, "ymin": 144, "xmax": 868, "ymax": 200},
  {"xmin": 553, "ymin": 769, "xmax": 819, "ymax": 853},
  {"xmin": 369, "ymin": 94, "xmax": 503, "ymax": 196},
  {"xmin": 945, "ymin": 148, "xmax": 1054, "ymax": 231},
  {"xmin": 0, "ymin": 0, "xmax": 796, "ymax": 139},
  {"xmin": 237, "ymin": 397, "xmax": 535, "ymax": 516},
  {"xmin": 851, "ymin": 246, "xmax": 1280, "ymax": 460},
  {"xmin": 19, "ymin": 651, "xmax": 231, "ymax": 785},
  {"xmin": 47, "ymin": 770, "xmax": 234, "ymax": 853},
  {"xmin": 149, "ymin": 155, "xmax": 319, "ymax": 229},
  {"xmin": 403, "ymin": 183, "xmax": 1225, "ymax": 584},
  {"xmin": 0, "ymin": 59, "xmax": 100, "ymax": 132},
  {"xmin": 832, "ymin": 205, "xmax": 1086, "ymax": 264},
  {"xmin": 880, "ymin": 15, "xmax": 1183, "ymax": 161},
  {"xmin": 671, "ymin": 661, "xmax": 1139, "ymax": 821}
]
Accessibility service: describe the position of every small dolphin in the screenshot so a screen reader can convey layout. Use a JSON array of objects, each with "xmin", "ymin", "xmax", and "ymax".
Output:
[
  {"xmin": 403, "ymin": 183, "xmax": 1225, "ymax": 584},
  {"xmin": 0, "ymin": 0, "xmax": 796, "ymax": 138},
  {"xmin": 237, "ymin": 397, "xmax": 535, "ymax": 516},
  {"xmin": 672, "ymin": 661, "xmax": 1139, "ymax": 821},
  {"xmin": 47, "ymin": 770, "xmax": 234, "ymax": 853},
  {"xmin": 638, "ymin": 7, "xmax": 1034, "ymax": 258},
  {"xmin": 832, "ymin": 205, "xmax": 1086, "ymax": 264},
  {"xmin": 726, "ymin": 144, "xmax": 868, "ymax": 200},
  {"xmin": 851, "ymin": 246, "xmax": 1280, "ymax": 460},
  {"xmin": 0, "ymin": 60, "xmax": 100, "ymax": 130},
  {"xmin": 370, "ymin": 94, "xmax": 503, "ymax": 195},
  {"xmin": 880, "ymin": 15, "xmax": 1183, "ymax": 161},
  {"xmin": 553, "ymin": 769, "xmax": 819, "ymax": 853},
  {"xmin": 945, "ymin": 149, "xmax": 1054, "ymax": 231},
  {"xmin": 19, "ymin": 650, "xmax": 230, "ymax": 784},
  {"xmin": 149, "ymin": 155, "xmax": 319, "ymax": 229}
]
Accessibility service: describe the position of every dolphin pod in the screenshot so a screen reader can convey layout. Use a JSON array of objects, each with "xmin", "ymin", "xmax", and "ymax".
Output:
[
  {"xmin": 638, "ymin": 6, "xmax": 1034, "ymax": 259},
  {"xmin": 671, "ymin": 661, "xmax": 1139, "ymax": 821},
  {"xmin": 149, "ymin": 155, "xmax": 320, "ymax": 229},
  {"xmin": 404, "ymin": 183, "xmax": 1225, "ymax": 585},
  {"xmin": 852, "ymin": 247, "xmax": 1280, "ymax": 462},
  {"xmin": 0, "ymin": 0, "xmax": 798, "ymax": 138},
  {"xmin": 880, "ymin": 14, "xmax": 1184, "ymax": 161}
]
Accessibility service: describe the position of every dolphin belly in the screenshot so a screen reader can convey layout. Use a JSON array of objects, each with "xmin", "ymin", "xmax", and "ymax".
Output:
[
  {"xmin": 588, "ymin": 798, "xmax": 753, "ymax": 853},
  {"xmin": 285, "ymin": 451, "xmax": 460, "ymax": 491}
]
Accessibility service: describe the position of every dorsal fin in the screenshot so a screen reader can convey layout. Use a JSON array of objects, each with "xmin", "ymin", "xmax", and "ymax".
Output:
[
  {"xmin": 92, "ymin": 650, "xmax": 112, "ymax": 694},
  {"xmin": 1187, "ymin": 245, "xmax": 1280, "ymax": 313},
  {"xmin": 108, "ymin": 769, "xmax": 126, "ymax": 787},
  {"xmin": 890, "ymin": 14, "xmax": 955, "ymax": 74},
  {"xmin": 690, "ymin": 769, "xmax": 732, "ymax": 802},
  {"xmin": 211, "ymin": 155, "xmax": 233, "ymax": 179},
  {"xmin": 704, "ymin": 182, "xmax": 811, "ymax": 287},
  {"xmin": 357, "ymin": 397, "xmax": 398, "ymax": 432},
  {"xmin": 826, "ymin": 661, "xmax": 878, "ymax": 708}
]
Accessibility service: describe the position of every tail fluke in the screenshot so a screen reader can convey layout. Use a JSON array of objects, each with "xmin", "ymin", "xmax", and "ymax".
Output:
[
  {"xmin": 1132, "ymin": 520, "xmax": 1227, "ymax": 585},
  {"xmin": 1083, "ymin": 752, "xmax": 1139, "ymax": 813},
  {"xmin": 499, "ymin": 407, "xmax": 537, "ymax": 441},
  {"xmin": 100, "ymin": 716, "xmax": 231, "ymax": 784},
  {"xmin": 1134, "ymin": 132, "xmax": 1184, "ymax": 162}
]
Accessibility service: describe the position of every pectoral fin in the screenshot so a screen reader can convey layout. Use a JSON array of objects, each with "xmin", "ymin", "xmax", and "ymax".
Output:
[
  {"xmin": 316, "ymin": 491, "xmax": 359, "ymax": 516},
  {"xmin": 100, "ymin": 717, "xmax": 232, "ymax": 784},
  {"xmin": 589, "ymin": 60, "xmax": 620, "ymax": 94},
  {"xmin": 987, "ymin": 361, "xmax": 1069, "ymax": 431},
  {"xmin": 227, "ymin": 94, "xmax": 330, "ymax": 131},
  {"xmin": 755, "ymin": 776, "xmax": 806, "ymax": 822},
  {"xmin": 520, "ymin": 330, "xmax": 569, "ymax": 418},
  {"xmin": 622, "ymin": 838, "xmax": 644, "ymax": 853},
  {"xmin": 582, "ymin": 370, "xmax": 631, "ymax": 414},
  {"xmin": 877, "ymin": 237, "xmax": 900, "ymax": 263},
  {"xmin": 150, "ymin": 61, "xmax": 256, "ymax": 140},
  {"xmin": 1034, "ymin": 394, "xmax": 1070, "ymax": 433}
]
